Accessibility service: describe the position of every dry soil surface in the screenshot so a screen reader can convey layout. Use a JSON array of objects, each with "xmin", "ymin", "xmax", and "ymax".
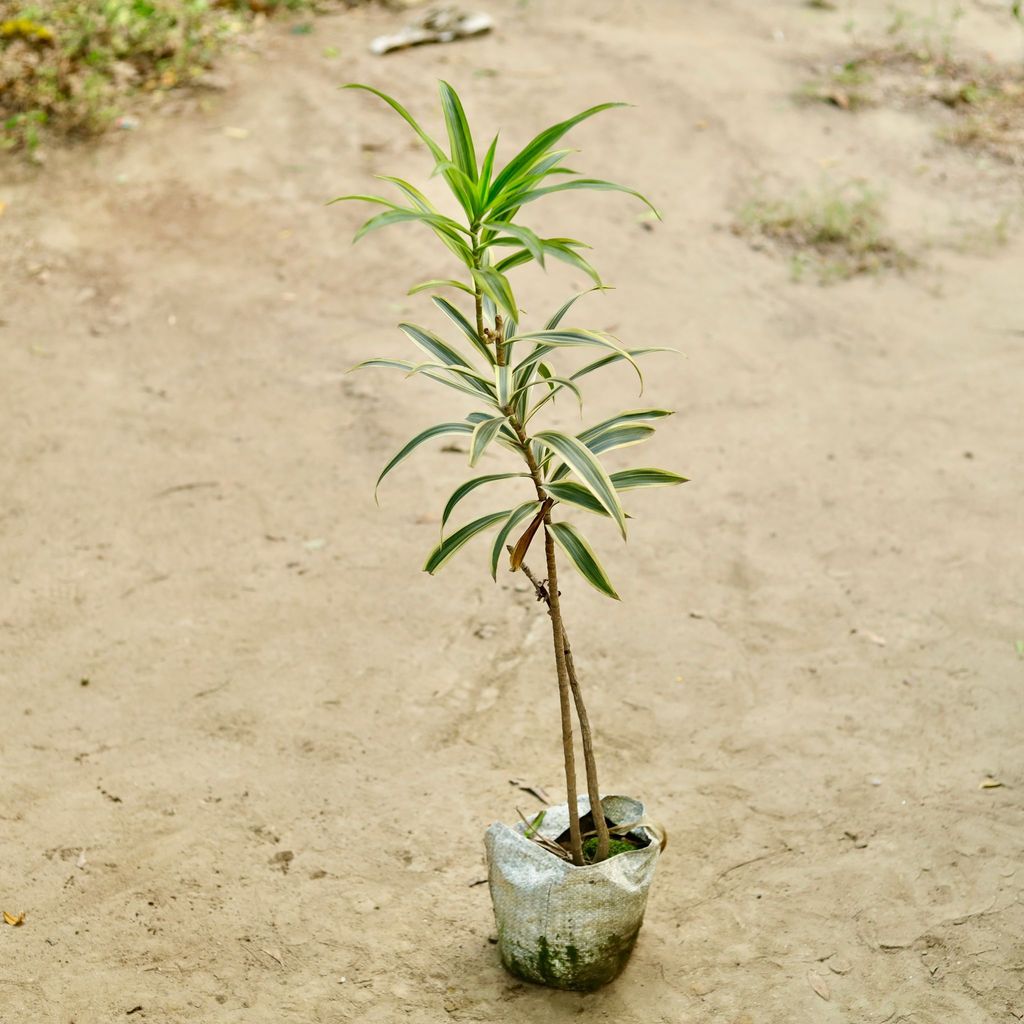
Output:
[{"xmin": 2, "ymin": 1, "xmax": 1023, "ymax": 1021}]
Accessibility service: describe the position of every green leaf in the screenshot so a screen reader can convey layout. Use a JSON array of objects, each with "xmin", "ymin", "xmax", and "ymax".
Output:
[
  {"xmin": 432, "ymin": 295, "xmax": 495, "ymax": 365},
  {"xmin": 478, "ymin": 132, "xmax": 499, "ymax": 199},
  {"xmin": 491, "ymin": 150, "xmax": 576, "ymax": 210},
  {"xmin": 611, "ymin": 468, "xmax": 689, "ymax": 490},
  {"xmin": 348, "ymin": 358, "xmax": 417, "ymax": 373},
  {"xmin": 493, "ymin": 248, "xmax": 535, "ymax": 275},
  {"xmin": 470, "ymin": 414, "xmax": 510, "ymax": 467},
  {"xmin": 404, "ymin": 362, "xmax": 499, "ymax": 404},
  {"xmin": 466, "ymin": 409, "xmax": 520, "ymax": 451},
  {"xmin": 545, "ymin": 288, "xmax": 608, "ymax": 329},
  {"xmin": 513, "ymin": 148, "xmax": 576, "ymax": 187},
  {"xmin": 409, "ymin": 278, "xmax": 475, "ymax": 296},
  {"xmin": 344, "ymin": 83, "xmax": 447, "ymax": 163},
  {"xmin": 495, "ymin": 178, "xmax": 661, "ymax": 220},
  {"xmin": 534, "ymin": 430, "xmax": 627, "ymax": 537},
  {"xmin": 541, "ymin": 239, "xmax": 602, "ymax": 286},
  {"xmin": 508, "ymin": 327, "xmax": 631, "ymax": 356},
  {"xmin": 510, "ymin": 328, "xmax": 643, "ymax": 387},
  {"xmin": 517, "ymin": 376, "xmax": 584, "ymax": 420},
  {"xmin": 490, "ymin": 501, "xmax": 541, "ymax": 579},
  {"xmin": 351, "ymin": 208, "xmax": 473, "ymax": 261},
  {"xmin": 483, "ymin": 221, "xmax": 545, "ymax": 266},
  {"xmin": 487, "ymin": 235, "xmax": 602, "ymax": 283},
  {"xmin": 548, "ymin": 424, "xmax": 657, "ymax": 482},
  {"xmin": 432, "ymin": 158, "xmax": 479, "ymax": 221},
  {"xmin": 373, "ymin": 179, "xmax": 477, "ymax": 264},
  {"xmin": 442, "ymin": 473, "xmax": 528, "ymax": 531},
  {"xmin": 487, "ymin": 102, "xmax": 626, "ymax": 203},
  {"xmin": 424, "ymin": 510, "xmax": 510, "ymax": 575},
  {"xmin": 510, "ymin": 349, "xmax": 549, "ymax": 417},
  {"xmin": 375, "ymin": 175, "xmax": 437, "ymax": 213},
  {"xmin": 545, "ymin": 480, "xmax": 617, "ymax": 517},
  {"xmin": 376, "ymin": 422, "xmax": 473, "ymax": 499},
  {"xmin": 496, "ymin": 363, "xmax": 513, "ymax": 408},
  {"xmin": 570, "ymin": 346, "xmax": 673, "ymax": 385},
  {"xmin": 438, "ymin": 80, "xmax": 478, "ymax": 182},
  {"xmin": 578, "ymin": 409, "xmax": 673, "ymax": 444},
  {"xmin": 470, "ymin": 267, "xmax": 519, "ymax": 321},
  {"xmin": 351, "ymin": 359, "xmax": 492, "ymax": 405},
  {"xmin": 503, "ymin": 311, "xmax": 519, "ymax": 343},
  {"xmin": 327, "ymin": 192, "xmax": 401, "ymax": 210},
  {"xmin": 398, "ymin": 323, "xmax": 473, "ymax": 369},
  {"xmin": 586, "ymin": 424, "xmax": 656, "ymax": 455},
  {"xmin": 524, "ymin": 809, "xmax": 546, "ymax": 838},
  {"xmin": 547, "ymin": 521, "xmax": 619, "ymax": 599}
]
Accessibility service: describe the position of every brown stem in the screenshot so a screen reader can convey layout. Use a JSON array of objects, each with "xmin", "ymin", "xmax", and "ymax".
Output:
[
  {"xmin": 472, "ymin": 235, "xmax": 486, "ymax": 350},
  {"xmin": 540, "ymin": 522, "xmax": 584, "ymax": 865},
  {"xmin": 496, "ymin": 330, "xmax": 606, "ymax": 864},
  {"xmin": 515, "ymin": 557, "xmax": 610, "ymax": 862},
  {"xmin": 474, "ymin": 290, "xmax": 485, "ymax": 349},
  {"xmin": 561, "ymin": 632, "xmax": 609, "ymax": 861},
  {"xmin": 509, "ymin": 419, "xmax": 595, "ymax": 865},
  {"xmin": 495, "ymin": 313, "xmax": 506, "ymax": 367}
]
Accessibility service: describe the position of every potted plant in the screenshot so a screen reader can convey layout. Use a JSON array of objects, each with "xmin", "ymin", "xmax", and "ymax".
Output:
[{"xmin": 336, "ymin": 82, "xmax": 685, "ymax": 990}]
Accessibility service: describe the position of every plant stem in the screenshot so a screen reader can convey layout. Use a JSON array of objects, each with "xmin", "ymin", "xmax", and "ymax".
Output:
[
  {"xmin": 540, "ymin": 519, "xmax": 584, "ymax": 865},
  {"xmin": 515, "ymin": 556, "xmax": 610, "ymax": 863},
  {"xmin": 471, "ymin": 233, "xmax": 486, "ymax": 348},
  {"xmin": 561, "ymin": 631, "xmax": 610, "ymax": 862},
  {"xmin": 473, "ymin": 272, "xmax": 603, "ymax": 866},
  {"xmin": 509, "ymin": 418, "xmax": 594, "ymax": 865},
  {"xmin": 474, "ymin": 289, "xmax": 485, "ymax": 351}
]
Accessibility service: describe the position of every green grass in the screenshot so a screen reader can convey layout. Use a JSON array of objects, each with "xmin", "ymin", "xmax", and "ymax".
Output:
[
  {"xmin": 796, "ymin": 59, "xmax": 875, "ymax": 110},
  {"xmin": 0, "ymin": 0, "xmax": 321, "ymax": 154},
  {"xmin": 736, "ymin": 181, "xmax": 912, "ymax": 283},
  {"xmin": 794, "ymin": 7, "xmax": 1024, "ymax": 169}
]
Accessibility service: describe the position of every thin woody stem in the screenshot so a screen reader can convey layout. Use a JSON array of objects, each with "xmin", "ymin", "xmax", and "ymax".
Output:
[
  {"xmin": 494, "ymin": 314, "xmax": 506, "ymax": 367},
  {"xmin": 560, "ymin": 631, "xmax": 609, "ymax": 861},
  {"xmin": 515, "ymin": 557, "xmax": 610, "ymax": 862},
  {"xmin": 540, "ymin": 520, "xmax": 583, "ymax": 865},
  {"xmin": 509, "ymin": 418, "xmax": 588, "ymax": 865},
  {"xmin": 472, "ymin": 238, "xmax": 486, "ymax": 346},
  {"xmin": 473, "ymin": 272, "xmax": 598, "ymax": 866},
  {"xmin": 475, "ymin": 290, "xmax": 485, "ymax": 347}
]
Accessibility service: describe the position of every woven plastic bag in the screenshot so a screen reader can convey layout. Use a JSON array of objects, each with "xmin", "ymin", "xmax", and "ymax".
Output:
[{"xmin": 485, "ymin": 795, "xmax": 660, "ymax": 990}]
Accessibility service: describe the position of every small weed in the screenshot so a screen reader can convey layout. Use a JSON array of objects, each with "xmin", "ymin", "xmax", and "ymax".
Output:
[
  {"xmin": 945, "ymin": 208, "xmax": 1018, "ymax": 254},
  {"xmin": 736, "ymin": 181, "xmax": 912, "ymax": 282},
  {"xmin": 797, "ymin": 59, "xmax": 875, "ymax": 110},
  {"xmin": 885, "ymin": 1, "xmax": 964, "ymax": 65}
]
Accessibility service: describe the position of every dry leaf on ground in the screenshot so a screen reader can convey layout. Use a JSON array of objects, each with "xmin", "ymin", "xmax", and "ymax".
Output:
[{"xmin": 808, "ymin": 971, "xmax": 830, "ymax": 1000}]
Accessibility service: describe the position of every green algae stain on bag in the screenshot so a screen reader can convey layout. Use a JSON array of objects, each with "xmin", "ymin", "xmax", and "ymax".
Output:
[{"xmin": 485, "ymin": 796, "xmax": 661, "ymax": 991}]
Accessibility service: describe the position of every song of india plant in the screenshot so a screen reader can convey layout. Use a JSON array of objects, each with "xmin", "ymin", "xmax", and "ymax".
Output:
[{"xmin": 335, "ymin": 81, "xmax": 685, "ymax": 868}]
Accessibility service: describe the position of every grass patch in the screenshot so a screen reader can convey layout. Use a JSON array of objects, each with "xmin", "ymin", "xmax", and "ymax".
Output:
[
  {"xmin": 796, "ymin": 12, "xmax": 1024, "ymax": 168},
  {"xmin": 0, "ymin": 0, "xmax": 339, "ymax": 155},
  {"xmin": 735, "ymin": 181, "xmax": 912, "ymax": 283},
  {"xmin": 944, "ymin": 207, "xmax": 1018, "ymax": 255},
  {"xmin": 796, "ymin": 59, "xmax": 875, "ymax": 110}
]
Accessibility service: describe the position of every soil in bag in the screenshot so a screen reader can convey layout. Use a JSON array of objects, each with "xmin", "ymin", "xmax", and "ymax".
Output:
[{"xmin": 554, "ymin": 810, "xmax": 651, "ymax": 864}]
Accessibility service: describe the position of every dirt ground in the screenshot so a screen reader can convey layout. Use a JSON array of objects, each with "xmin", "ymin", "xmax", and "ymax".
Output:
[{"xmin": 2, "ymin": 1, "xmax": 1023, "ymax": 1021}]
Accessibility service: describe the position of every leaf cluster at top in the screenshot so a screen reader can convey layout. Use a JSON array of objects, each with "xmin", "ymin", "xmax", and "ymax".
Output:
[{"xmin": 338, "ymin": 82, "xmax": 685, "ymax": 600}]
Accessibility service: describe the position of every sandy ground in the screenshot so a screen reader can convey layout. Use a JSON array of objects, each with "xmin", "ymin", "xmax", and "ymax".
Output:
[{"xmin": 2, "ymin": 1, "xmax": 1023, "ymax": 1021}]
